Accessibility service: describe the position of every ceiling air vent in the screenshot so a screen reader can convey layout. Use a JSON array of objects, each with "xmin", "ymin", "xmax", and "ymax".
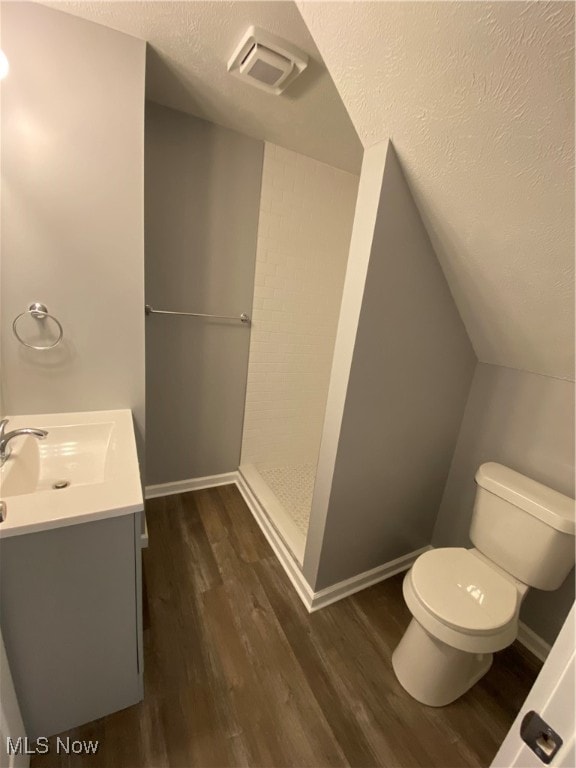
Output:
[{"xmin": 227, "ymin": 26, "xmax": 308, "ymax": 96}]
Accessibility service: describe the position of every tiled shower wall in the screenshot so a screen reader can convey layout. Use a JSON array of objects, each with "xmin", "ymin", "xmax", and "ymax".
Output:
[{"xmin": 241, "ymin": 144, "xmax": 359, "ymax": 469}]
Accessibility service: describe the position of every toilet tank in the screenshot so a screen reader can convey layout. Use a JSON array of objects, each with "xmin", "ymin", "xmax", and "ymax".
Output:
[{"xmin": 470, "ymin": 463, "xmax": 575, "ymax": 590}]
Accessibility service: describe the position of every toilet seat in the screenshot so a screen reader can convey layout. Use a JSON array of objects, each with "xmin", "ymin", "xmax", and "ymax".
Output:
[
  {"xmin": 409, "ymin": 548, "xmax": 518, "ymax": 634},
  {"xmin": 403, "ymin": 548, "xmax": 522, "ymax": 654}
]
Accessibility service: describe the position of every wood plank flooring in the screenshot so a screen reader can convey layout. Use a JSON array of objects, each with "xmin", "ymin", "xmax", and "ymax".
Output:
[{"xmin": 31, "ymin": 485, "xmax": 541, "ymax": 768}]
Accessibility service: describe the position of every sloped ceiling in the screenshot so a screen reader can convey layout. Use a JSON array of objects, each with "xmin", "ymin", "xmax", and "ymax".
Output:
[
  {"xmin": 298, "ymin": 1, "xmax": 575, "ymax": 380},
  {"xmin": 36, "ymin": 1, "xmax": 363, "ymax": 173}
]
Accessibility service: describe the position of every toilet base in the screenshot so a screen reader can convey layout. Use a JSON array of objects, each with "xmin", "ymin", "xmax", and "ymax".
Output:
[{"xmin": 392, "ymin": 618, "xmax": 493, "ymax": 706}]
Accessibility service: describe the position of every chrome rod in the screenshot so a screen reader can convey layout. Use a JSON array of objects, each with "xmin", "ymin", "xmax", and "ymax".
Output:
[{"xmin": 145, "ymin": 304, "xmax": 250, "ymax": 324}]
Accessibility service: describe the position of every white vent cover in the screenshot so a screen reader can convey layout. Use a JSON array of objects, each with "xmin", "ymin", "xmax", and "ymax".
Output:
[{"xmin": 227, "ymin": 26, "xmax": 308, "ymax": 95}]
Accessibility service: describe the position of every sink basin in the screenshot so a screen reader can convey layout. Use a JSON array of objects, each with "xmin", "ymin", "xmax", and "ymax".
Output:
[
  {"xmin": 0, "ymin": 410, "xmax": 143, "ymax": 537},
  {"xmin": 2, "ymin": 422, "xmax": 114, "ymax": 496}
]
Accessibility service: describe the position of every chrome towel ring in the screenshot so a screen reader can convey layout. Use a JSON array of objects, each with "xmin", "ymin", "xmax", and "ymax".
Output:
[{"xmin": 12, "ymin": 302, "xmax": 64, "ymax": 350}]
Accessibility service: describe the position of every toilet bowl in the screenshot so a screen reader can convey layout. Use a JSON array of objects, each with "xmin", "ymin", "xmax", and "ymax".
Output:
[
  {"xmin": 392, "ymin": 463, "xmax": 575, "ymax": 707},
  {"xmin": 392, "ymin": 548, "xmax": 526, "ymax": 706}
]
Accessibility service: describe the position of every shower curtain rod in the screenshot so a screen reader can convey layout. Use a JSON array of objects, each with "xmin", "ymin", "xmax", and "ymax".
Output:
[{"xmin": 145, "ymin": 304, "xmax": 250, "ymax": 324}]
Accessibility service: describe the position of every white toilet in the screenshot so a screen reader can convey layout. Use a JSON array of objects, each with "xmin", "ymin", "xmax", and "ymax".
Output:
[{"xmin": 392, "ymin": 462, "xmax": 575, "ymax": 707}]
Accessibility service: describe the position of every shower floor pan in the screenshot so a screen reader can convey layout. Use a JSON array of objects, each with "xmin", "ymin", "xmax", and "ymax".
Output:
[{"xmin": 238, "ymin": 462, "xmax": 315, "ymax": 564}]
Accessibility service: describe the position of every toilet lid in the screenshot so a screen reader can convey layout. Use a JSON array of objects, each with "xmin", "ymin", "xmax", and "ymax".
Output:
[{"xmin": 410, "ymin": 548, "xmax": 519, "ymax": 634}]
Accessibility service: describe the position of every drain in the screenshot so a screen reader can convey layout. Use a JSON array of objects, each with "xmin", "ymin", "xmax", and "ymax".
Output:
[{"xmin": 52, "ymin": 480, "xmax": 70, "ymax": 490}]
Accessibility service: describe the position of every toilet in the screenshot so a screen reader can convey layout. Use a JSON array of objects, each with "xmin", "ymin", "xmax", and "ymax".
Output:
[{"xmin": 392, "ymin": 462, "xmax": 576, "ymax": 707}]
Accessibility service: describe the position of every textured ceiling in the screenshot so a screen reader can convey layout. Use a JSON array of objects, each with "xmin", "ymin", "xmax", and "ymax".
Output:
[
  {"xmin": 38, "ymin": 1, "xmax": 362, "ymax": 173},
  {"xmin": 298, "ymin": 1, "xmax": 575, "ymax": 380}
]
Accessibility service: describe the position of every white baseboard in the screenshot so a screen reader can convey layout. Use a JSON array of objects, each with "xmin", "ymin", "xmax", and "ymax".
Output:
[
  {"xmin": 145, "ymin": 472, "xmax": 238, "ymax": 500},
  {"xmin": 518, "ymin": 621, "xmax": 551, "ymax": 662},
  {"xmin": 239, "ymin": 463, "xmax": 306, "ymax": 564},
  {"xmin": 237, "ymin": 470, "xmax": 428, "ymax": 613},
  {"xmin": 308, "ymin": 546, "xmax": 432, "ymax": 612},
  {"xmin": 144, "ymin": 473, "xmax": 552, "ymax": 664},
  {"xmin": 235, "ymin": 471, "xmax": 315, "ymax": 610},
  {"xmin": 146, "ymin": 471, "xmax": 434, "ymax": 614}
]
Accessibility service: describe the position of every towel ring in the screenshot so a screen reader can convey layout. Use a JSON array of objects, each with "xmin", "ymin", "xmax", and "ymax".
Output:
[{"xmin": 12, "ymin": 302, "xmax": 64, "ymax": 350}]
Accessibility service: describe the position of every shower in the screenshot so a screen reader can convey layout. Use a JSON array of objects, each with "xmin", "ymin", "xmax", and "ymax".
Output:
[{"xmin": 239, "ymin": 143, "xmax": 358, "ymax": 563}]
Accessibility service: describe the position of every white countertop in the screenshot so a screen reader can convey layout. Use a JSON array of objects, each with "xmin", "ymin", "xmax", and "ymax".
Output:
[{"xmin": 0, "ymin": 409, "xmax": 143, "ymax": 538}]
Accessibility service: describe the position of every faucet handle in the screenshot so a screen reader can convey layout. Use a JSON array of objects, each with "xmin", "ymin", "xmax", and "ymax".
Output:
[{"xmin": 0, "ymin": 419, "xmax": 8, "ymax": 441}]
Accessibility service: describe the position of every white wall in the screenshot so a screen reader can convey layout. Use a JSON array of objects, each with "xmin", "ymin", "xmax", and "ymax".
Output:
[
  {"xmin": 241, "ymin": 143, "xmax": 358, "ymax": 469},
  {"xmin": 145, "ymin": 103, "xmax": 263, "ymax": 484},
  {"xmin": 35, "ymin": 0, "xmax": 363, "ymax": 175},
  {"xmin": 433, "ymin": 362, "xmax": 575, "ymax": 645},
  {"xmin": 0, "ymin": 3, "xmax": 146, "ymax": 449},
  {"xmin": 304, "ymin": 141, "xmax": 477, "ymax": 590},
  {"xmin": 297, "ymin": 2, "xmax": 575, "ymax": 381}
]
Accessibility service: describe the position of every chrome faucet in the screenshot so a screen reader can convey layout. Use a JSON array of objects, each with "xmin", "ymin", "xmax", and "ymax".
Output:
[{"xmin": 0, "ymin": 418, "xmax": 48, "ymax": 466}]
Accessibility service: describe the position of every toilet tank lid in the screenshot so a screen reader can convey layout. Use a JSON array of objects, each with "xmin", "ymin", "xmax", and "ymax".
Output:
[{"xmin": 475, "ymin": 463, "xmax": 575, "ymax": 535}]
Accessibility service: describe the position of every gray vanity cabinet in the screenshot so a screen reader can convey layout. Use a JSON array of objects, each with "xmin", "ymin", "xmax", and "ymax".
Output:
[{"xmin": 0, "ymin": 512, "xmax": 144, "ymax": 739}]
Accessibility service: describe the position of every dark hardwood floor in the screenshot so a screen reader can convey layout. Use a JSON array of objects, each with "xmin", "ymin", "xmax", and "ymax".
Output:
[{"xmin": 31, "ymin": 485, "xmax": 541, "ymax": 768}]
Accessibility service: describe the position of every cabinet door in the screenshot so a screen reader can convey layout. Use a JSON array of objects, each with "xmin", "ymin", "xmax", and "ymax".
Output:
[
  {"xmin": 0, "ymin": 514, "xmax": 142, "ymax": 739},
  {"xmin": 0, "ymin": 630, "xmax": 29, "ymax": 768}
]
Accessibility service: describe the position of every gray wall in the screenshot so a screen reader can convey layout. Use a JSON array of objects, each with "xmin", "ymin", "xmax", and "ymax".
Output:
[
  {"xmin": 0, "ymin": 3, "xmax": 146, "ymax": 452},
  {"xmin": 306, "ymin": 141, "xmax": 477, "ymax": 590},
  {"xmin": 433, "ymin": 362, "xmax": 575, "ymax": 645},
  {"xmin": 145, "ymin": 103, "xmax": 263, "ymax": 484}
]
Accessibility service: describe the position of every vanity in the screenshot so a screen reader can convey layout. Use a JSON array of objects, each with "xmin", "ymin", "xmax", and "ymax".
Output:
[{"xmin": 0, "ymin": 410, "xmax": 144, "ymax": 739}]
